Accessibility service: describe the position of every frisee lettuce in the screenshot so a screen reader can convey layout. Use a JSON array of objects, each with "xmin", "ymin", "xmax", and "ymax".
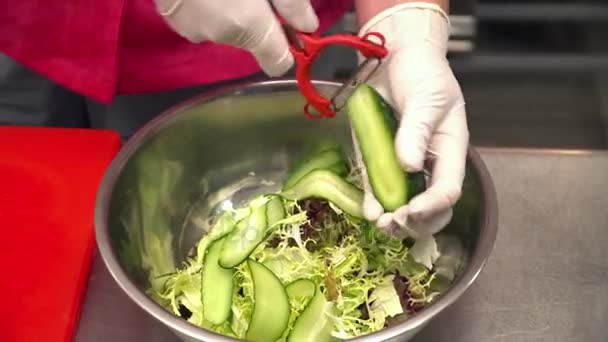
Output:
[
  {"xmin": 230, "ymin": 263, "xmax": 254, "ymax": 337},
  {"xmin": 153, "ymin": 160, "xmax": 461, "ymax": 340},
  {"xmin": 369, "ymin": 275, "xmax": 404, "ymax": 319}
]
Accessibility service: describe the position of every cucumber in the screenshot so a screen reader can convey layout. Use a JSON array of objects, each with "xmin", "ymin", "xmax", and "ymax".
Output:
[
  {"xmin": 287, "ymin": 287, "xmax": 333, "ymax": 342},
  {"xmin": 201, "ymin": 238, "xmax": 234, "ymax": 325},
  {"xmin": 218, "ymin": 197, "xmax": 286, "ymax": 268},
  {"xmin": 219, "ymin": 204, "xmax": 267, "ymax": 268},
  {"xmin": 246, "ymin": 259, "xmax": 291, "ymax": 342},
  {"xmin": 285, "ymin": 279, "xmax": 316, "ymax": 304},
  {"xmin": 266, "ymin": 196, "xmax": 286, "ymax": 226},
  {"xmin": 299, "ymin": 140, "xmax": 342, "ymax": 157},
  {"xmin": 284, "ymin": 148, "xmax": 347, "ymax": 190},
  {"xmin": 429, "ymin": 274, "xmax": 451, "ymax": 293},
  {"xmin": 326, "ymin": 161, "xmax": 349, "ymax": 178},
  {"xmin": 290, "ymin": 141, "xmax": 342, "ymax": 174},
  {"xmin": 196, "ymin": 211, "xmax": 237, "ymax": 263},
  {"xmin": 280, "ymin": 169, "xmax": 364, "ymax": 219},
  {"xmin": 346, "ymin": 84, "xmax": 409, "ymax": 211},
  {"xmin": 408, "ymin": 171, "xmax": 427, "ymax": 200}
]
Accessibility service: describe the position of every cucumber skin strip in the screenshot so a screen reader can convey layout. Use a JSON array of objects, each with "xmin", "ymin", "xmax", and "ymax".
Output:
[
  {"xmin": 285, "ymin": 279, "xmax": 316, "ymax": 302},
  {"xmin": 219, "ymin": 205, "xmax": 267, "ymax": 269},
  {"xmin": 201, "ymin": 238, "xmax": 234, "ymax": 325},
  {"xmin": 280, "ymin": 169, "xmax": 364, "ymax": 219},
  {"xmin": 347, "ymin": 84, "xmax": 409, "ymax": 211},
  {"xmin": 287, "ymin": 287, "xmax": 333, "ymax": 342},
  {"xmin": 245, "ymin": 259, "xmax": 291, "ymax": 342},
  {"xmin": 283, "ymin": 149, "xmax": 345, "ymax": 190}
]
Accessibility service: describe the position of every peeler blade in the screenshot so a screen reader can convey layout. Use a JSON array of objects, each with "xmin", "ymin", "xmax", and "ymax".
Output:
[
  {"xmin": 282, "ymin": 24, "xmax": 305, "ymax": 51},
  {"xmin": 329, "ymin": 57, "xmax": 382, "ymax": 113}
]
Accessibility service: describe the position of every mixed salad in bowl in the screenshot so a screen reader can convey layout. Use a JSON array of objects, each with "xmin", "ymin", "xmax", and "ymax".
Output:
[
  {"xmin": 153, "ymin": 142, "xmax": 465, "ymax": 341},
  {"xmin": 152, "ymin": 85, "xmax": 467, "ymax": 341}
]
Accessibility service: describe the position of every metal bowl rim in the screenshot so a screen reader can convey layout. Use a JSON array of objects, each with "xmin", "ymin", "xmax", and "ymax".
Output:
[{"xmin": 94, "ymin": 78, "xmax": 499, "ymax": 342}]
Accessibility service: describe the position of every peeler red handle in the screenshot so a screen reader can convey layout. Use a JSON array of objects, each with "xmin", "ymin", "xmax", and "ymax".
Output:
[{"xmin": 289, "ymin": 32, "xmax": 388, "ymax": 119}]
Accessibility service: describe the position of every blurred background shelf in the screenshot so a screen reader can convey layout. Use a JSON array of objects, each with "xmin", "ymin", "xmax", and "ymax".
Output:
[
  {"xmin": 313, "ymin": 0, "xmax": 608, "ymax": 150},
  {"xmin": 477, "ymin": 2, "xmax": 608, "ymax": 22}
]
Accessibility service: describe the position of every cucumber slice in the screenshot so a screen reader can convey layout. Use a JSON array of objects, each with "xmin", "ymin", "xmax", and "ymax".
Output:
[
  {"xmin": 285, "ymin": 279, "xmax": 316, "ymax": 304},
  {"xmin": 299, "ymin": 140, "xmax": 342, "ymax": 158},
  {"xmin": 326, "ymin": 161, "xmax": 349, "ymax": 178},
  {"xmin": 219, "ymin": 204, "xmax": 268, "ymax": 268},
  {"xmin": 246, "ymin": 259, "xmax": 291, "ymax": 342},
  {"xmin": 280, "ymin": 169, "xmax": 364, "ymax": 219},
  {"xmin": 346, "ymin": 84, "xmax": 409, "ymax": 211},
  {"xmin": 266, "ymin": 196, "xmax": 286, "ymax": 226},
  {"xmin": 195, "ymin": 211, "xmax": 237, "ymax": 263},
  {"xmin": 429, "ymin": 273, "xmax": 451, "ymax": 293},
  {"xmin": 279, "ymin": 279, "xmax": 317, "ymax": 342},
  {"xmin": 284, "ymin": 148, "xmax": 346, "ymax": 190},
  {"xmin": 287, "ymin": 287, "xmax": 333, "ymax": 342},
  {"xmin": 290, "ymin": 142, "xmax": 341, "ymax": 175},
  {"xmin": 201, "ymin": 238, "xmax": 234, "ymax": 325}
]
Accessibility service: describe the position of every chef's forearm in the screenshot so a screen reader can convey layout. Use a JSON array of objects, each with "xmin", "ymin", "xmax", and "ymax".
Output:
[{"xmin": 354, "ymin": 0, "xmax": 449, "ymax": 27}]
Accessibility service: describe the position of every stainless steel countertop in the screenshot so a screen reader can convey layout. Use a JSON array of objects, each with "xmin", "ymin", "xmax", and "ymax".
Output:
[{"xmin": 75, "ymin": 148, "xmax": 608, "ymax": 342}]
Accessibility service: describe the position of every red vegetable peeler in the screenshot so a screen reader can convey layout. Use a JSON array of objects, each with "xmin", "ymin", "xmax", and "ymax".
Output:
[{"xmin": 282, "ymin": 25, "xmax": 389, "ymax": 119}]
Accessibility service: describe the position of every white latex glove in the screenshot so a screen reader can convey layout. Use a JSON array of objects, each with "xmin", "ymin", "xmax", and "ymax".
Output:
[
  {"xmin": 353, "ymin": 3, "xmax": 469, "ymax": 238},
  {"xmin": 154, "ymin": 0, "xmax": 319, "ymax": 76}
]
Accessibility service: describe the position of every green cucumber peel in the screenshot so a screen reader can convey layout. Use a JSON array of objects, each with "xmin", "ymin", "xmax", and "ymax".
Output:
[
  {"xmin": 195, "ymin": 211, "xmax": 237, "ymax": 263},
  {"xmin": 266, "ymin": 195, "xmax": 286, "ymax": 226},
  {"xmin": 283, "ymin": 146, "xmax": 347, "ymax": 190},
  {"xmin": 219, "ymin": 204, "xmax": 268, "ymax": 268},
  {"xmin": 280, "ymin": 169, "xmax": 364, "ymax": 219},
  {"xmin": 408, "ymin": 171, "xmax": 427, "ymax": 200},
  {"xmin": 201, "ymin": 238, "xmax": 234, "ymax": 325},
  {"xmin": 245, "ymin": 259, "xmax": 291, "ymax": 342},
  {"xmin": 326, "ymin": 161, "xmax": 349, "ymax": 178},
  {"xmin": 287, "ymin": 285, "xmax": 334, "ymax": 342},
  {"xmin": 285, "ymin": 278, "xmax": 316, "ymax": 305}
]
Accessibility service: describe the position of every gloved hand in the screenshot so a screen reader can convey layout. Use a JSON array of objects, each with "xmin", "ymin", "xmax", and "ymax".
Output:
[
  {"xmin": 353, "ymin": 3, "xmax": 469, "ymax": 238},
  {"xmin": 154, "ymin": 0, "xmax": 319, "ymax": 77}
]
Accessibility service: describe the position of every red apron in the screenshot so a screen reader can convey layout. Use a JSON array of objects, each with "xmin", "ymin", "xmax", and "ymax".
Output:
[{"xmin": 0, "ymin": 0, "xmax": 353, "ymax": 104}]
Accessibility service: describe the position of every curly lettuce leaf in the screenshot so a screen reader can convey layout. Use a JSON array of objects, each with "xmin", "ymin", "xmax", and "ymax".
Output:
[
  {"xmin": 156, "ymin": 261, "xmax": 201, "ymax": 317},
  {"xmin": 230, "ymin": 263, "xmax": 254, "ymax": 338},
  {"xmin": 369, "ymin": 275, "xmax": 404, "ymax": 319}
]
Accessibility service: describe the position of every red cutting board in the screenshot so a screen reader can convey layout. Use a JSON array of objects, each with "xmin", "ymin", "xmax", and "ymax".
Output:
[{"xmin": 0, "ymin": 126, "xmax": 121, "ymax": 342}]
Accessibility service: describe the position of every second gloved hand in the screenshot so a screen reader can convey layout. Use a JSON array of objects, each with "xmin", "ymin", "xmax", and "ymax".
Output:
[
  {"xmin": 154, "ymin": 0, "xmax": 319, "ymax": 77},
  {"xmin": 354, "ymin": 3, "xmax": 469, "ymax": 238}
]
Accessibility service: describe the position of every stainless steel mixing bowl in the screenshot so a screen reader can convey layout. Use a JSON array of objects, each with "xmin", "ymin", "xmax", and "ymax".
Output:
[{"xmin": 94, "ymin": 79, "xmax": 498, "ymax": 342}]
